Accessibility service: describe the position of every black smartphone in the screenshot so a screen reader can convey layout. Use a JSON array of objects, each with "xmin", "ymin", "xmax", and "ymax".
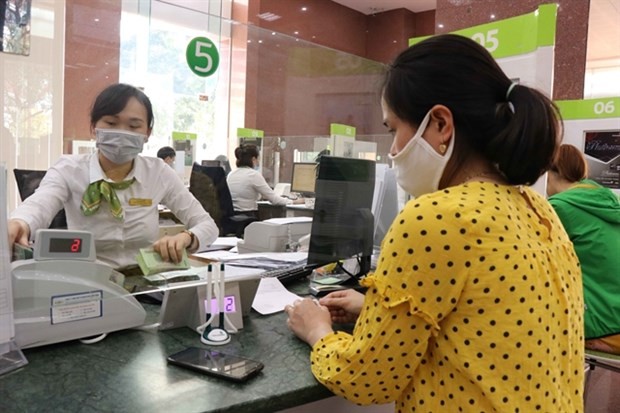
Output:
[{"xmin": 167, "ymin": 347, "xmax": 264, "ymax": 382}]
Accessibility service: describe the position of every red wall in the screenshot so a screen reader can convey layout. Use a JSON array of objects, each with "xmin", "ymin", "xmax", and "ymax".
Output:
[{"xmin": 63, "ymin": 0, "xmax": 121, "ymax": 152}]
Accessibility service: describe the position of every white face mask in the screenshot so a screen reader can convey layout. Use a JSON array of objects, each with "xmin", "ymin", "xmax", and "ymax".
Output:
[
  {"xmin": 95, "ymin": 128, "xmax": 146, "ymax": 164},
  {"xmin": 388, "ymin": 110, "xmax": 455, "ymax": 198}
]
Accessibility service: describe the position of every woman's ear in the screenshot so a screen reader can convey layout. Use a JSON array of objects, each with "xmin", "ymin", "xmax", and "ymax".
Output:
[
  {"xmin": 429, "ymin": 105, "xmax": 454, "ymax": 136},
  {"xmin": 144, "ymin": 128, "xmax": 152, "ymax": 143},
  {"xmin": 425, "ymin": 104, "xmax": 454, "ymax": 153}
]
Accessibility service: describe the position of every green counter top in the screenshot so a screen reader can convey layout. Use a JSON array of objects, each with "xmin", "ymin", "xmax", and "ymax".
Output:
[{"xmin": 0, "ymin": 298, "xmax": 334, "ymax": 412}]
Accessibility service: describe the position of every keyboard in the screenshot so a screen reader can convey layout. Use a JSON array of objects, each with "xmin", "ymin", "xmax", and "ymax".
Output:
[{"xmin": 261, "ymin": 264, "xmax": 314, "ymax": 285}]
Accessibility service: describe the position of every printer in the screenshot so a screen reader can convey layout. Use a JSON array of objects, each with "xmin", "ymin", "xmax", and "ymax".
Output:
[{"xmin": 237, "ymin": 218, "xmax": 312, "ymax": 253}]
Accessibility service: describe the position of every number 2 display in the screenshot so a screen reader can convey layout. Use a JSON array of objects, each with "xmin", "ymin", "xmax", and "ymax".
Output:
[{"xmin": 49, "ymin": 238, "xmax": 83, "ymax": 253}]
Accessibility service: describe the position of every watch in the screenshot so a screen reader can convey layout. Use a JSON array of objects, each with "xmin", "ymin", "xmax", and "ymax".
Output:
[{"xmin": 182, "ymin": 230, "xmax": 196, "ymax": 249}]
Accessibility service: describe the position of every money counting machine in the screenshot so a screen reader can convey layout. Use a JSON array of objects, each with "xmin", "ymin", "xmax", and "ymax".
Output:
[{"xmin": 12, "ymin": 229, "xmax": 146, "ymax": 349}]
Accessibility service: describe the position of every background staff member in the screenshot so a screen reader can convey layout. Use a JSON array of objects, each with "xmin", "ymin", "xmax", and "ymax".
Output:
[
  {"xmin": 8, "ymin": 83, "xmax": 218, "ymax": 268},
  {"xmin": 157, "ymin": 146, "xmax": 176, "ymax": 168},
  {"xmin": 547, "ymin": 143, "xmax": 620, "ymax": 354},
  {"xmin": 227, "ymin": 144, "xmax": 304, "ymax": 214}
]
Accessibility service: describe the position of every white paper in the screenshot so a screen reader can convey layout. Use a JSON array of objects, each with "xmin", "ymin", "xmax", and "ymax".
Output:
[
  {"xmin": 192, "ymin": 250, "xmax": 308, "ymax": 263},
  {"xmin": 195, "ymin": 236, "xmax": 242, "ymax": 253},
  {"xmin": 251, "ymin": 278, "xmax": 302, "ymax": 315},
  {"xmin": 263, "ymin": 217, "xmax": 312, "ymax": 225}
]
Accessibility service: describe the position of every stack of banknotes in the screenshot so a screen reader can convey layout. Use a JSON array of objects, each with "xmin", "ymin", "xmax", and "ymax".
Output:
[{"xmin": 136, "ymin": 247, "xmax": 190, "ymax": 276}]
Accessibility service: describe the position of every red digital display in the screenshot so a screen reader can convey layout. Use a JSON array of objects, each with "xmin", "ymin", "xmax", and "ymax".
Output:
[{"xmin": 49, "ymin": 238, "xmax": 82, "ymax": 253}]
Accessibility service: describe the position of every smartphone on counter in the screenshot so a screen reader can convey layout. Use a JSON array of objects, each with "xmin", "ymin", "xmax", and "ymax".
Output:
[{"xmin": 167, "ymin": 347, "xmax": 264, "ymax": 382}]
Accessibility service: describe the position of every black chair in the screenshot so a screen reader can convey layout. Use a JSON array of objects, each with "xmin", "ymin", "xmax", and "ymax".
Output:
[
  {"xmin": 189, "ymin": 163, "xmax": 257, "ymax": 238},
  {"xmin": 201, "ymin": 159, "xmax": 232, "ymax": 176},
  {"xmin": 13, "ymin": 169, "xmax": 68, "ymax": 229}
]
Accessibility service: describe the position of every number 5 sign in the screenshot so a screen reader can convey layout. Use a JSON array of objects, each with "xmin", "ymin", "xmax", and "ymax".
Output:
[{"xmin": 186, "ymin": 36, "xmax": 220, "ymax": 77}]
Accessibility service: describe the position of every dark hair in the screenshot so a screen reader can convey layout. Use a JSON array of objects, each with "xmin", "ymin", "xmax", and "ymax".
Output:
[
  {"xmin": 90, "ymin": 83, "xmax": 154, "ymax": 129},
  {"xmin": 234, "ymin": 144, "xmax": 259, "ymax": 168},
  {"xmin": 382, "ymin": 34, "xmax": 561, "ymax": 186},
  {"xmin": 550, "ymin": 144, "xmax": 588, "ymax": 183},
  {"xmin": 157, "ymin": 146, "xmax": 176, "ymax": 160}
]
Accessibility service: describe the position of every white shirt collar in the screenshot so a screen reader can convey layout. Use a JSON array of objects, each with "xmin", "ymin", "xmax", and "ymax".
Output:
[{"xmin": 88, "ymin": 151, "xmax": 143, "ymax": 184}]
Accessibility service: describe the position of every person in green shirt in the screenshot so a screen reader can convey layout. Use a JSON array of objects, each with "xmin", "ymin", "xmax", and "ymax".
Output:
[{"xmin": 548, "ymin": 143, "xmax": 620, "ymax": 353}]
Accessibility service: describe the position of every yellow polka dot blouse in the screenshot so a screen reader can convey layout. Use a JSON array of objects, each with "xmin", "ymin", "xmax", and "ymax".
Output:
[{"xmin": 311, "ymin": 182, "xmax": 584, "ymax": 412}]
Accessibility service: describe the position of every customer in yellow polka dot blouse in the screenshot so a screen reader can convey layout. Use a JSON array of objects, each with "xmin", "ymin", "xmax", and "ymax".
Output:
[{"xmin": 285, "ymin": 34, "xmax": 584, "ymax": 412}]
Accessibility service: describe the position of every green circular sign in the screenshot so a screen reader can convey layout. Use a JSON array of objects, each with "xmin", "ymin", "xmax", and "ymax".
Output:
[{"xmin": 186, "ymin": 36, "xmax": 220, "ymax": 77}]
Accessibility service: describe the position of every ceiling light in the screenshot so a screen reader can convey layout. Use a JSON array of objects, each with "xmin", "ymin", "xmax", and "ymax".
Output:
[
  {"xmin": 294, "ymin": 31, "xmax": 299, "ymax": 35},
  {"xmin": 438, "ymin": 23, "xmax": 444, "ymax": 28},
  {"xmin": 490, "ymin": 14, "xmax": 496, "ymax": 19},
  {"xmin": 301, "ymin": 7, "xmax": 307, "ymax": 12},
  {"xmin": 257, "ymin": 12, "xmax": 281, "ymax": 22}
]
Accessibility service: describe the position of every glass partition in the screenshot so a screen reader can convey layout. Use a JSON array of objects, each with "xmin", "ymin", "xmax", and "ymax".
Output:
[
  {"xmin": 65, "ymin": 1, "xmax": 390, "ymax": 186},
  {"xmin": 3, "ymin": 0, "xmax": 396, "ymax": 351}
]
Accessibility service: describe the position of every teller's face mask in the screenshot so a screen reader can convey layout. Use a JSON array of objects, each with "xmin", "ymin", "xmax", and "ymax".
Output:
[
  {"xmin": 388, "ymin": 110, "xmax": 455, "ymax": 198},
  {"xmin": 95, "ymin": 128, "xmax": 146, "ymax": 165}
]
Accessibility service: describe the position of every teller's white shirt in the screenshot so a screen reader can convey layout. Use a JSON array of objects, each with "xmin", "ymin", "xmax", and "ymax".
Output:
[
  {"xmin": 11, "ymin": 153, "xmax": 218, "ymax": 268},
  {"xmin": 226, "ymin": 167, "xmax": 292, "ymax": 211}
]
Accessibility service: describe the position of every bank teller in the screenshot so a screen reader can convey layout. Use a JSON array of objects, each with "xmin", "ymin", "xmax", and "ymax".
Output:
[
  {"xmin": 227, "ymin": 144, "xmax": 304, "ymax": 215},
  {"xmin": 8, "ymin": 83, "xmax": 219, "ymax": 268}
]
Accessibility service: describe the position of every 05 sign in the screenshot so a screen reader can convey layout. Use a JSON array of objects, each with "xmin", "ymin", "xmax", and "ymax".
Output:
[
  {"xmin": 471, "ymin": 29, "xmax": 499, "ymax": 53},
  {"xmin": 186, "ymin": 36, "xmax": 220, "ymax": 77}
]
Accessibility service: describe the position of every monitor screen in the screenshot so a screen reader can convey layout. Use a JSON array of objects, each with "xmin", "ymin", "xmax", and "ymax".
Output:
[
  {"xmin": 307, "ymin": 156, "xmax": 375, "ymax": 277},
  {"xmin": 290, "ymin": 163, "xmax": 317, "ymax": 194}
]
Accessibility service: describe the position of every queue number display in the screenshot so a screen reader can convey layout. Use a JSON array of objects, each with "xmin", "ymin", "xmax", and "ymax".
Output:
[
  {"xmin": 49, "ymin": 237, "xmax": 83, "ymax": 254},
  {"xmin": 209, "ymin": 296, "xmax": 236, "ymax": 314},
  {"xmin": 34, "ymin": 229, "xmax": 95, "ymax": 262}
]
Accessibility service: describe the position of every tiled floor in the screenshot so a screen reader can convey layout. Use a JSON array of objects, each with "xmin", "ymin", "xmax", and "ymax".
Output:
[{"xmin": 585, "ymin": 365, "xmax": 620, "ymax": 412}]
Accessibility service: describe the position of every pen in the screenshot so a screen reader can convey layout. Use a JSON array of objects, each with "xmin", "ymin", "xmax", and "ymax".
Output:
[
  {"xmin": 206, "ymin": 264, "xmax": 213, "ymax": 321},
  {"xmin": 219, "ymin": 263, "xmax": 226, "ymax": 328}
]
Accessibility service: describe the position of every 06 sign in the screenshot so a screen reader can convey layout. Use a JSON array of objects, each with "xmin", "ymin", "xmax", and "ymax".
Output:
[{"xmin": 186, "ymin": 36, "xmax": 220, "ymax": 77}]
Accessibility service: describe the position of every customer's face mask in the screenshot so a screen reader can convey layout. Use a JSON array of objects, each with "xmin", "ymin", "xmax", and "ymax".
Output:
[
  {"xmin": 388, "ymin": 110, "xmax": 455, "ymax": 198},
  {"xmin": 95, "ymin": 128, "xmax": 146, "ymax": 164}
]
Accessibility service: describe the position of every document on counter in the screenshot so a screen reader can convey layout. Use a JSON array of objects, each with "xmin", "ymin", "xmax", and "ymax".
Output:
[
  {"xmin": 263, "ymin": 217, "xmax": 312, "ymax": 225},
  {"xmin": 251, "ymin": 278, "xmax": 302, "ymax": 315},
  {"xmin": 196, "ymin": 237, "xmax": 241, "ymax": 253},
  {"xmin": 191, "ymin": 251, "xmax": 308, "ymax": 271}
]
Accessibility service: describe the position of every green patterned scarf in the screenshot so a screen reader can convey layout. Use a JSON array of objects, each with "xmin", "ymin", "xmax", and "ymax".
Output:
[{"xmin": 81, "ymin": 178, "xmax": 135, "ymax": 220}]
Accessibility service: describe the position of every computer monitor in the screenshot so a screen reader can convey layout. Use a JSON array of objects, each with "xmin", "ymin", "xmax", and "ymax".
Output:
[
  {"xmin": 201, "ymin": 160, "xmax": 231, "ymax": 176},
  {"xmin": 290, "ymin": 163, "xmax": 317, "ymax": 195},
  {"xmin": 371, "ymin": 164, "xmax": 400, "ymax": 247},
  {"xmin": 306, "ymin": 156, "xmax": 375, "ymax": 280}
]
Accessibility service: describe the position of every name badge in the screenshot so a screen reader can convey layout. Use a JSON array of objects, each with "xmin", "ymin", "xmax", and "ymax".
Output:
[{"xmin": 128, "ymin": 198, "xmax": 153, "ymax": 207}]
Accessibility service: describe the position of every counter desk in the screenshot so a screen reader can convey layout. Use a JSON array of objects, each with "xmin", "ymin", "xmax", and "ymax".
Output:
[{"xmin": 0, "ymin": 282, "xmax": 334, "ymax": 413}]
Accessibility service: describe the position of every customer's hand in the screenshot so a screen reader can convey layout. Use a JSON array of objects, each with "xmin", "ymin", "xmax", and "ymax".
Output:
[
  {"xmin": 8, "ymin": 219, "xmax": 30, "ymax": 251},
  {"xmin": 285, "ymin": 298, "xmax": 333, "ymax": 346},
  {"xmin": 319, "ymin": 289, "xmax": 364, "ymax": 324},
  {"xmin": 153, "ymin": 232, "xmax": 192, "ymax": 263}
]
